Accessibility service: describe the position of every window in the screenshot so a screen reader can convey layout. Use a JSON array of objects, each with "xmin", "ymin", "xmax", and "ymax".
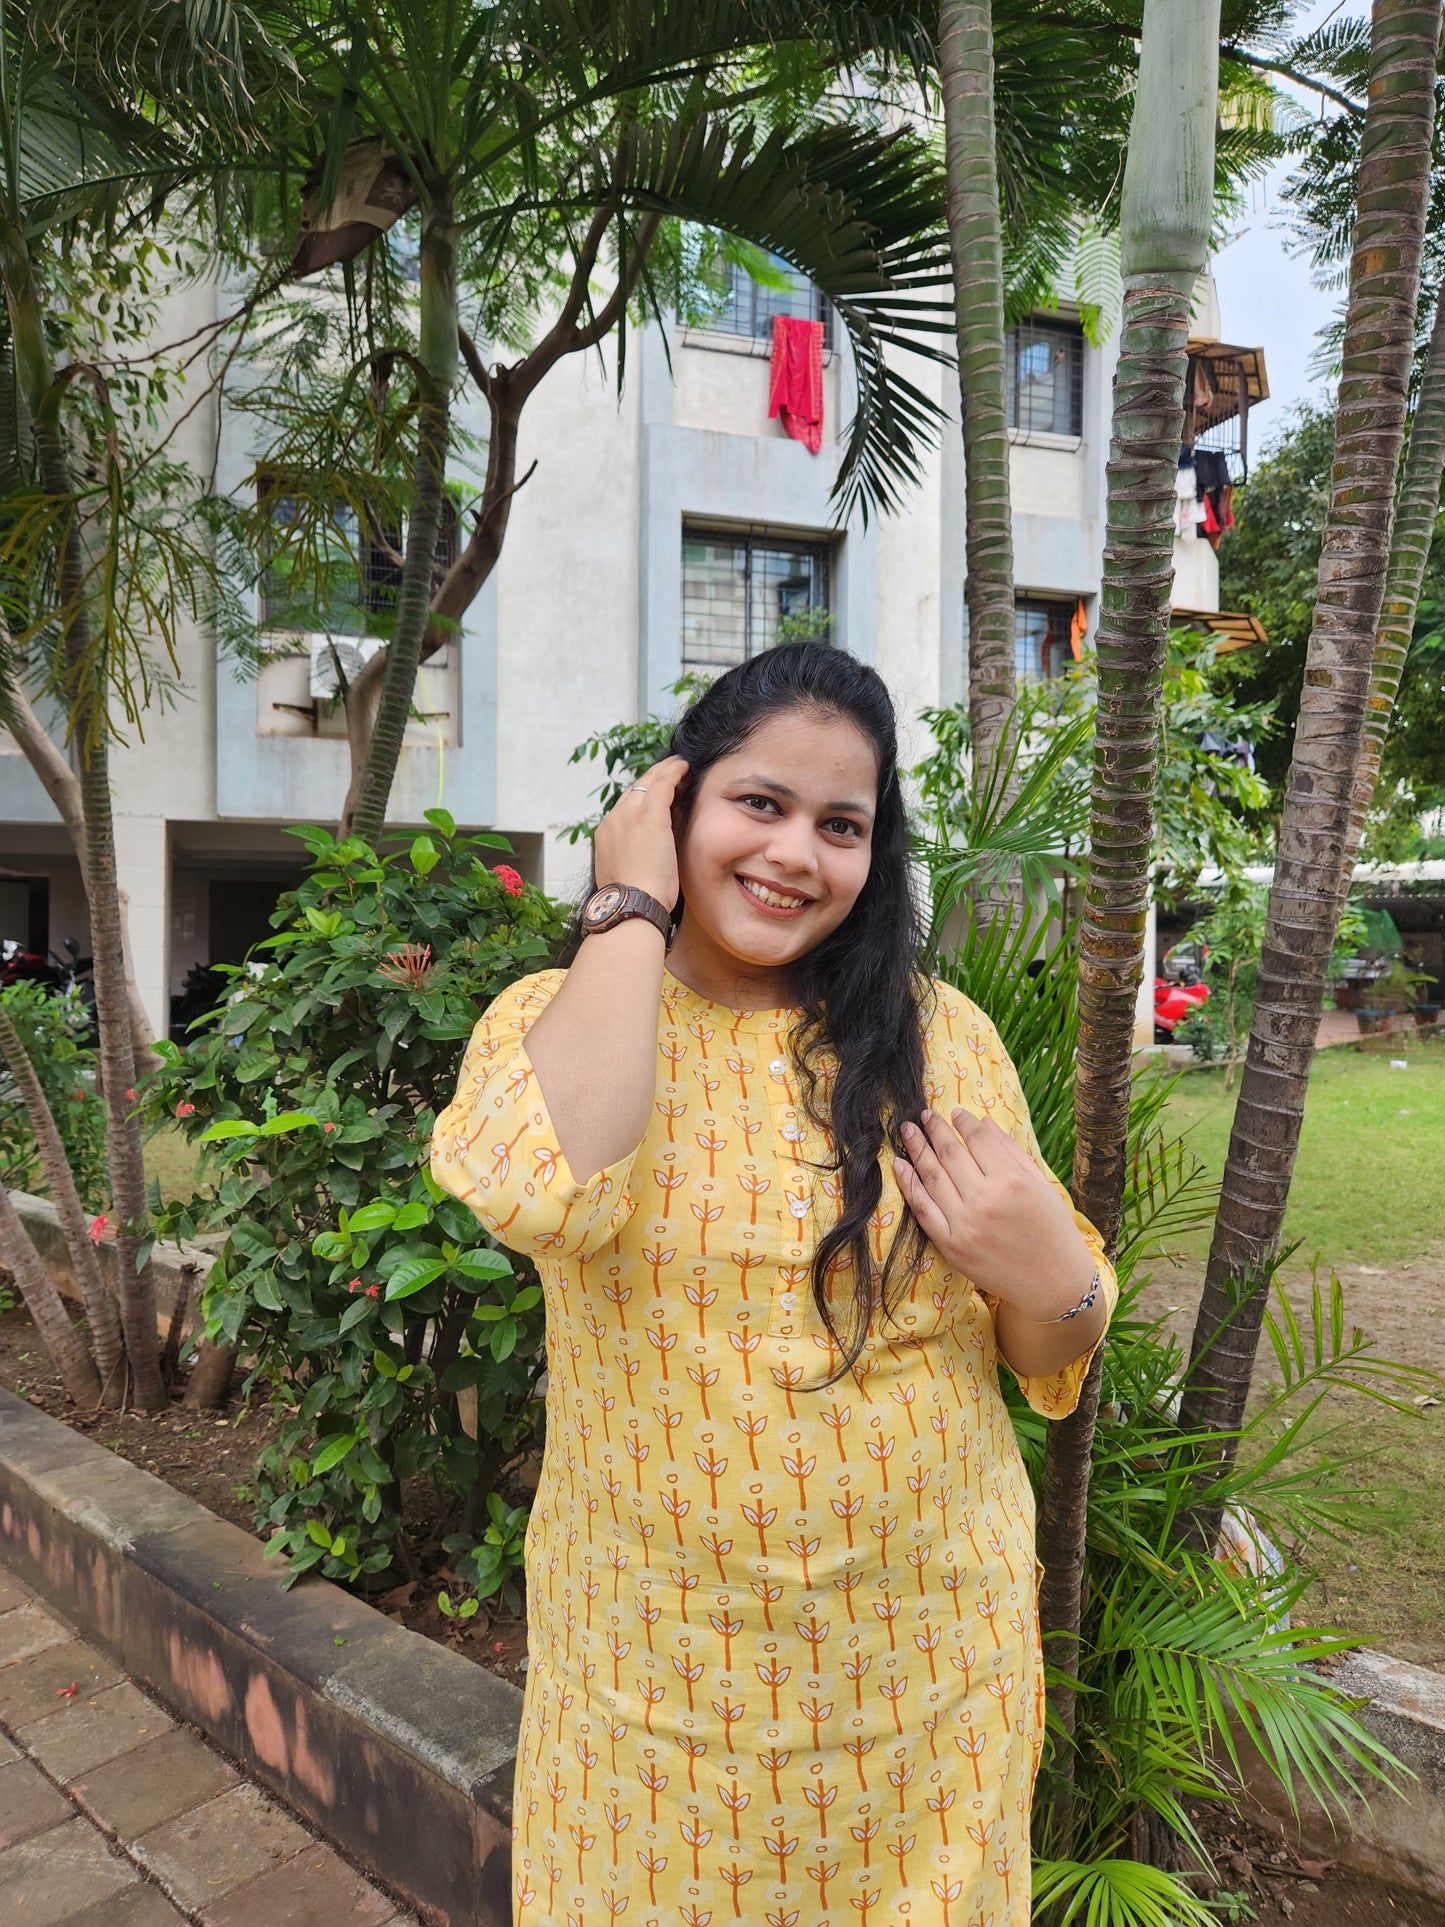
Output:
[
  {"xmin": 681, "ymin": 528, "xmax": 831, "ymax": 670},
  {"xmin": 697, "ymin": 254, "xmax": 834, "ymax": 350},
  {"xmin": 258, "ymin": 481, "xmax": 457, "ymax": 636},
  {"xmin": 1015, "ymin": 596, "xmax": 1080, "ymax": 681},
  {"xmin": 1006, "ymin": 318, "xmax": 1084, "ymax": 438}
]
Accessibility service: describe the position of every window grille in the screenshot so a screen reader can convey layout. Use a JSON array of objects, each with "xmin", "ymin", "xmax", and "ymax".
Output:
[
  {"xmin": 697, "ymin": 255, "xmax": 834, "ymax": 351},
  {"xmin": 1014, "ymin": 596, "xmax": 1079, "ymax": 681},
  {"xmin": 1006, "ymin": 319, "xmax": 1084, "ymax": 438},
  {"xmin": 681, "ymin": 528, "xmax": 832, "ymax": 670}
]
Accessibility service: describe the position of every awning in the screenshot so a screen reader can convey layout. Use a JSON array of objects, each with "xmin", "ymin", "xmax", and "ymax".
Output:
[{"xmin": 1171, "ymin": 607, "xmax": 1268, "ymax": 654}]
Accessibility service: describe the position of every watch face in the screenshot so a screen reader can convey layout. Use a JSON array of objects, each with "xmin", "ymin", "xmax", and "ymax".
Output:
[{"xmin": 585, "ymin": 884, "xmax": 626, "ymax": 927}]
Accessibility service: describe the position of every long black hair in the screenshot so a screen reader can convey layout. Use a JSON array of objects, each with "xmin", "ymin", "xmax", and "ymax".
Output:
[{"xmin": 562, "ymin": 643, "xmax": 932, "ymax": 1379}]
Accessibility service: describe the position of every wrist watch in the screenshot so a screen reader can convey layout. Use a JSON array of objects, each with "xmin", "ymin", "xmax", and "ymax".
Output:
[{"xmin": 581, "ymin": 883, "xmax": 675, "ymax": 949}]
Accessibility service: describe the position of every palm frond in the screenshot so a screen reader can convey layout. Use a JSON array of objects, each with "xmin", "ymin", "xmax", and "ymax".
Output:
[{"xmin": 1033, "ymin": 1856, "xmax": 1217, "ymax": 1927}]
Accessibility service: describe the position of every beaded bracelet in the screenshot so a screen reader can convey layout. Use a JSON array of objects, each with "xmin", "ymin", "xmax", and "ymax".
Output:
[{"xmin": 1050, "ymin": 1265, "xmax": 1103, "ymax": 1323}]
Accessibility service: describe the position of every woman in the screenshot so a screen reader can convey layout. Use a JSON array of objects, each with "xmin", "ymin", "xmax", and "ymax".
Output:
[{"xmin": 432, "ymin": 644, "xmax": 1113, "ymax": 1927}]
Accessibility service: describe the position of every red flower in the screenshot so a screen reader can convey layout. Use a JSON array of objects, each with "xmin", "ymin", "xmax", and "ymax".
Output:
[
  {"xmin": 175, "ymin": 1102, "xmax": 195, "ymax": 1118},
  {"xmin": 365, "ymin": 1283, "xmax": 381, "ymax": 1299},
  {"xmin": 323, "ymin": 1122, "xmax": 336, "ymax": 1133},
  {"xmin": 494, "ymin": 864, "xmax": 524, "ymax": 898},
  {"xmin": 348, "ymin": 1278, "xmax": 362, "ymax": 1293},
  {"xmin": 125, "ymin": 1088, "xmax": 135, "ymax": 1101},
  {"xmin": 89, "ymin": 1214, "xmax": 108, "ymax": 1245}
]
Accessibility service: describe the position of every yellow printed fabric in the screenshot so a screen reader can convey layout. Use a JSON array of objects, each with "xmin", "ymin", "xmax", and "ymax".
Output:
[{"xmin": 432, "ymin": 970, "xmax": 1115, "ymax": 1927}]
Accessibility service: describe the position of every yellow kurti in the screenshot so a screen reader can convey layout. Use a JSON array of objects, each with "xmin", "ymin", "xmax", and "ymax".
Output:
[{"xmin": 432, "ymin": 970, "xmax": 1114, "ymax": 1927}]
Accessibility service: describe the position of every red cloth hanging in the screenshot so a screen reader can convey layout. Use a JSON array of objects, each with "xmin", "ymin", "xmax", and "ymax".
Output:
[{"xmin": 768, "ymin": 315, "xmax": 825, "ymax": 454}]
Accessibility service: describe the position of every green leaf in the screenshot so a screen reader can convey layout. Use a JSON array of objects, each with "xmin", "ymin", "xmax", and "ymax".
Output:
[
  {"xmin": 310, "ymin": 1433, "xmax": 358, "ymax": 1476},
  {"xmin": 339, "ymin": 1296, "xmax": 375, "ymax": 1332},
  {"xmin": 199, "ymin": 1118, "xmax": 263, "ymax": 1143},
  {"xmin": 251, "ymin": 1272, "xmax": 284, "ymax": 1313},
  {"xmin": 424, "ymin": 807, "xmax": 456, "ymax": 837},
  {"xmin": 256, "ymin": 1110, "xmax": 322, "ymax": 1137},
  {"xmin": 384, "ymin": 1257, "xmax": 449, "ymax": 1302},
  {"xmin": 305, "ymin": 1520, "xmax": 334, "ymax": 1549},
  {"xmin": 347, "ymin": 1201, "xmax": 398, "ymax": 1232},
  {"xmin": 450, "ymin": 1249, "xmax": 513, "ymax": 1283},
  {"xmin": 391, "ymin": 1201, "xmax": 431, "ymax": 1231},
  {"xmin": 410, "ymin": 835, "xmax": 439, "ymax": 876},
  {"xmin": 299, "ymin": 1375, "xmax": 336, "ymax": 1423}
]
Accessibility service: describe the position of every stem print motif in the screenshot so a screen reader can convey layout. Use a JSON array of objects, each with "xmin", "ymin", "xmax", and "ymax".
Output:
[{"xmin": 443, "ymin": 979, "xmax": 1109, "ymax": 1924}]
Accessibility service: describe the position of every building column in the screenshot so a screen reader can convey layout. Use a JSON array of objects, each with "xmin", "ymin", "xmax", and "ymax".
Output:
[{"xmin": 113, "ymin": 816, "xmax": 171, "ymax": 1042}]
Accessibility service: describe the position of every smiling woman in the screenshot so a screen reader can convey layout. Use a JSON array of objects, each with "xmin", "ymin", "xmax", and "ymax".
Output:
[{"xmin": 430, "ymin": 644, "xmax": 1113, "ymax": 1927}]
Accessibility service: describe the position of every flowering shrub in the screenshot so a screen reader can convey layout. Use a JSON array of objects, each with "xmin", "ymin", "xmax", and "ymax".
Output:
[
  {"xmin": 148, "ymin": 811, "xmax": 567, "ymax": 1593},
  {"xmin": 0, "ymin": 981, "xmax": 109, "ymax": 1212}
]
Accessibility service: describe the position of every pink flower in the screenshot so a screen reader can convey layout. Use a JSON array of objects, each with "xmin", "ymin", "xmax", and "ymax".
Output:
[
  {"xmin": 365, "ymin": 1283, "xmax": 381, "ymax": 1299},
  {"xmin": 175, "ymin": 1102, "xmax": 195, "ymax": 1118},
  {"xmin": 494, "ymin": 864, "xmax": 524, "ymax": 898},
  {"xmin": 347, "ymin": 1278, "xmax": 362, "ymax": 1293},
  {"xmin": 376, "ymin": 943, "xmax": 434, "ymax": 990},
  {"xmin": 125, "ymin": 1088, "xmax": 135, "ymax": 1101},
  {"xmin": 323, "ymin": 1122, "xmax": 336, "ymax": 1134},
  {"xmin": 89, "ymin": 1215, "xmax": 107, "ymax": 1245}
]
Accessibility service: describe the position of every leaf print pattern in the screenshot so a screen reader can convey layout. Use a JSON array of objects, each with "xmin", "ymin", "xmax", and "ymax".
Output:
[{"xmin": 432, "ymin": 970, "xmax": 1115, "ymax": 1927}]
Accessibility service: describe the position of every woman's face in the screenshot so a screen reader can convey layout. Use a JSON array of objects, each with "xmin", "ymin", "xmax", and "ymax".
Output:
[{"xmin": 674, "ymin": 706, "xmax": 879, "ymax": 980}]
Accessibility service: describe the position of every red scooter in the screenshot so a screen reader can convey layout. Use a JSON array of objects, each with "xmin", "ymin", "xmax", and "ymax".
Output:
[{"xmin": 1153, "ymin": 940, "xmax": 1210, "ymax": 1044}]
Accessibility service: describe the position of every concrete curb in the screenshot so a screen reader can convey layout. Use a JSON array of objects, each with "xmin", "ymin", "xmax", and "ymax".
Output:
[
  {"xmin": 1245, "ymin": 1648, "xmax": 1445, "ymax": 1901},
  {"xmin": 0, "ymin": 1387, "xmax": 522, "ymax": 1927}
]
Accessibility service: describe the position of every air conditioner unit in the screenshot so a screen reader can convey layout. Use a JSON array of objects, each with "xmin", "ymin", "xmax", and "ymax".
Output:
[{"xmin": 307, "ymin": 635, "xmax": 383, "ymax": 700}]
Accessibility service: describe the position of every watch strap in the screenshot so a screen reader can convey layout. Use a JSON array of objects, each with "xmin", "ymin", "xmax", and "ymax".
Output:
[{"xmin": 582, "ymin": 883, "xmax": 675, "ymax": 948}]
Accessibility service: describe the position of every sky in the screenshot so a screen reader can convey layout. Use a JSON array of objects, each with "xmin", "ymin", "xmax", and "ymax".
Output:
[{"xmin": 1210, "ymin": 0, "xmax": 1370, "ymax": 458}]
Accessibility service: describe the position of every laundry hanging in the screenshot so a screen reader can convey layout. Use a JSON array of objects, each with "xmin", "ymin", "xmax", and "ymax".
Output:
[{"xmin": 768, "ymin": 315, "xmax": 825, "ymax": 453}]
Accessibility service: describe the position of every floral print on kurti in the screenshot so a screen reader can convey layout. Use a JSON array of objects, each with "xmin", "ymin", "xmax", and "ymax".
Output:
[{"xmin": 431, "ymin": 969, "xmax": 1114, "ymax": 1927}]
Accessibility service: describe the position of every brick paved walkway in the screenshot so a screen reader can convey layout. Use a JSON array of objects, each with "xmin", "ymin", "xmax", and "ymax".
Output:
[{"xmin": 0, "ymin": 1565, "xmax": 418, "ymax": 1926}]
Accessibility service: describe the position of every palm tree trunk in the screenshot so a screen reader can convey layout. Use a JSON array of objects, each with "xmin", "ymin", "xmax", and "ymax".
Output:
[
  {"xmin": 1180, "ymin": 0, "xmax": 1441, "ymax": 1484},
  {"xmin": 938, "ymin": 0, "xmax": 1015, "ymax": 796},
  {"xmin": 0, "ymin": 218, "xmax": 166, "ymax": 1410},
  {"xmin": 1342, "ymin": 276, "xmax": 1445, "ymax": 881},
  {"xmin": 343, "ymin": 196, "xmax": 457, "ymax": 842},
  {"xmin": 1034, "ymin": 0, "xmax": 1220, "ymax": 1790},
  {"xmin": 0, "ymin": 1004, "xmax": 125, "ymax": 1400},
  {"xmin": 0, "ymin": 1182, "xmax": 102, "ymax": 1408}
]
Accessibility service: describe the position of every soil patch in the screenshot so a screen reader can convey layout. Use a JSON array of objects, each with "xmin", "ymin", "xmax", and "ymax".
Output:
[{"xmin": 1194, "ymin": 1802, "xmax": 1445, "ymax": 1927}]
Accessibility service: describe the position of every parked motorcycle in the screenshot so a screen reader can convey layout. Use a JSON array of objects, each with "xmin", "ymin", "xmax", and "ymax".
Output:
[{"xmin": 1153, "ymin": 938, "xmax": 1210, "ymax": 1044}]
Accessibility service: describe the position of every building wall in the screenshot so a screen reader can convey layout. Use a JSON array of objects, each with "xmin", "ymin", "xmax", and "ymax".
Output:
[{"xmin": 1, "ymin": 273, "xmax": 1221, "ymax": 1048}]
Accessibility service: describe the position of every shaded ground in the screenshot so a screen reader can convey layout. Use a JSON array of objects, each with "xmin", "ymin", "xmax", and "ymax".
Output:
[{"xmin": 1193, "ymin": 1801, "xmax": 1445, "ymax": 1926}]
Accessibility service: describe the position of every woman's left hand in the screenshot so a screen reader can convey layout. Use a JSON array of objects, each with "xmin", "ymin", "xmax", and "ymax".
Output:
[{"xmin": 894, "ymin": 1109, "xmax": 1095, "ymax": 1322}]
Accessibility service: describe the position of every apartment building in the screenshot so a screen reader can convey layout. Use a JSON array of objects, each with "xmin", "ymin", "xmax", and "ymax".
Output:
[{"xmin": 0, "ymin": 262, "xmax": 1266, "ymax": 1042}]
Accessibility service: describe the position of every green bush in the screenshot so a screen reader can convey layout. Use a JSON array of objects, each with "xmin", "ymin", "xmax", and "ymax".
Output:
[
  {"xmin": 148, "ymin": 811, "xmax": 567, "ymax": 1594},
  {"xmin": 0, "ymin": 981, "xmax": 109, "ymax": 1212}
]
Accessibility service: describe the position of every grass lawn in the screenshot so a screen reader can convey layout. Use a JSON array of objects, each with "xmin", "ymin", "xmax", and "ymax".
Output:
[
  {"xmin": 1148, "ymin": 1034, "xmax": 1445, "ymax": 1665},
  {"xmin": 143, "ymin": 1123, "xmax": 207, "ymax": 1206},
  {"xmin": 1151, "ymin": 1035, "xmax": 1445, "ymax": 1269}
]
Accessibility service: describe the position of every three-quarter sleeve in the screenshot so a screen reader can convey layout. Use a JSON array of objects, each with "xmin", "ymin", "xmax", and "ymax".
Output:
[
  {"xmin": 935, "ymin": 987, "xmax": 1118, "ymax": 1420},
  {"xmin": 430, "ymin": 970, "xmax": 640, "ymax": 1262}
]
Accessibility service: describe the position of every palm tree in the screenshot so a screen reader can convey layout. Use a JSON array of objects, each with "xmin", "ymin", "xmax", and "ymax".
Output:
[
  {"xmin": 1180, "ymin": 0, "xmax": 1442, "ymax": 1475},
  {"xmin": 1342, "ymin": 277, "xmax": 1445, "ymax": 877},
  {"xmin": 939, "ymin": 0, "xmax": 1015, "ymax": 795},
  {"xmin": 227, "ymin": 2, "xmax": 955, "ymax": 839},
  {"xmin": 1032, "ymin": 0, "xmax": 1221, "ymax": 1779}
]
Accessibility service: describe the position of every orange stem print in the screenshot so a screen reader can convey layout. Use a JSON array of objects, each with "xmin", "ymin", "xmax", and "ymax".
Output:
[
  {"xmin": 759, "ymin": 1748, "xmax": 791, "ymax": 1806},
  {"xmin": 756, "ymin": 1657, "xmax": 791, "ymax": 1721},
  {"xmin": 927, "ymin": 1785, "xmax": 956, "ymax": 1844},
  {"xmin": 879, "ymin": 1674, "xmax": 908, "ymax": 1735},
  {"xmin": 844, "ymin": 1733, "xmax": 873, "ymax": 1790},
  {"xmin": 850, "ymin": 1814, "xmax": 879, "ymax": 1867}
]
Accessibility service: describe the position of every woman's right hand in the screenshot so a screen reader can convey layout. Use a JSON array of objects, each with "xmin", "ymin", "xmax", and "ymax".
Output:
[{"xmin": 593, "ymin": 755, "xmax": 690, "ymax": 907}]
